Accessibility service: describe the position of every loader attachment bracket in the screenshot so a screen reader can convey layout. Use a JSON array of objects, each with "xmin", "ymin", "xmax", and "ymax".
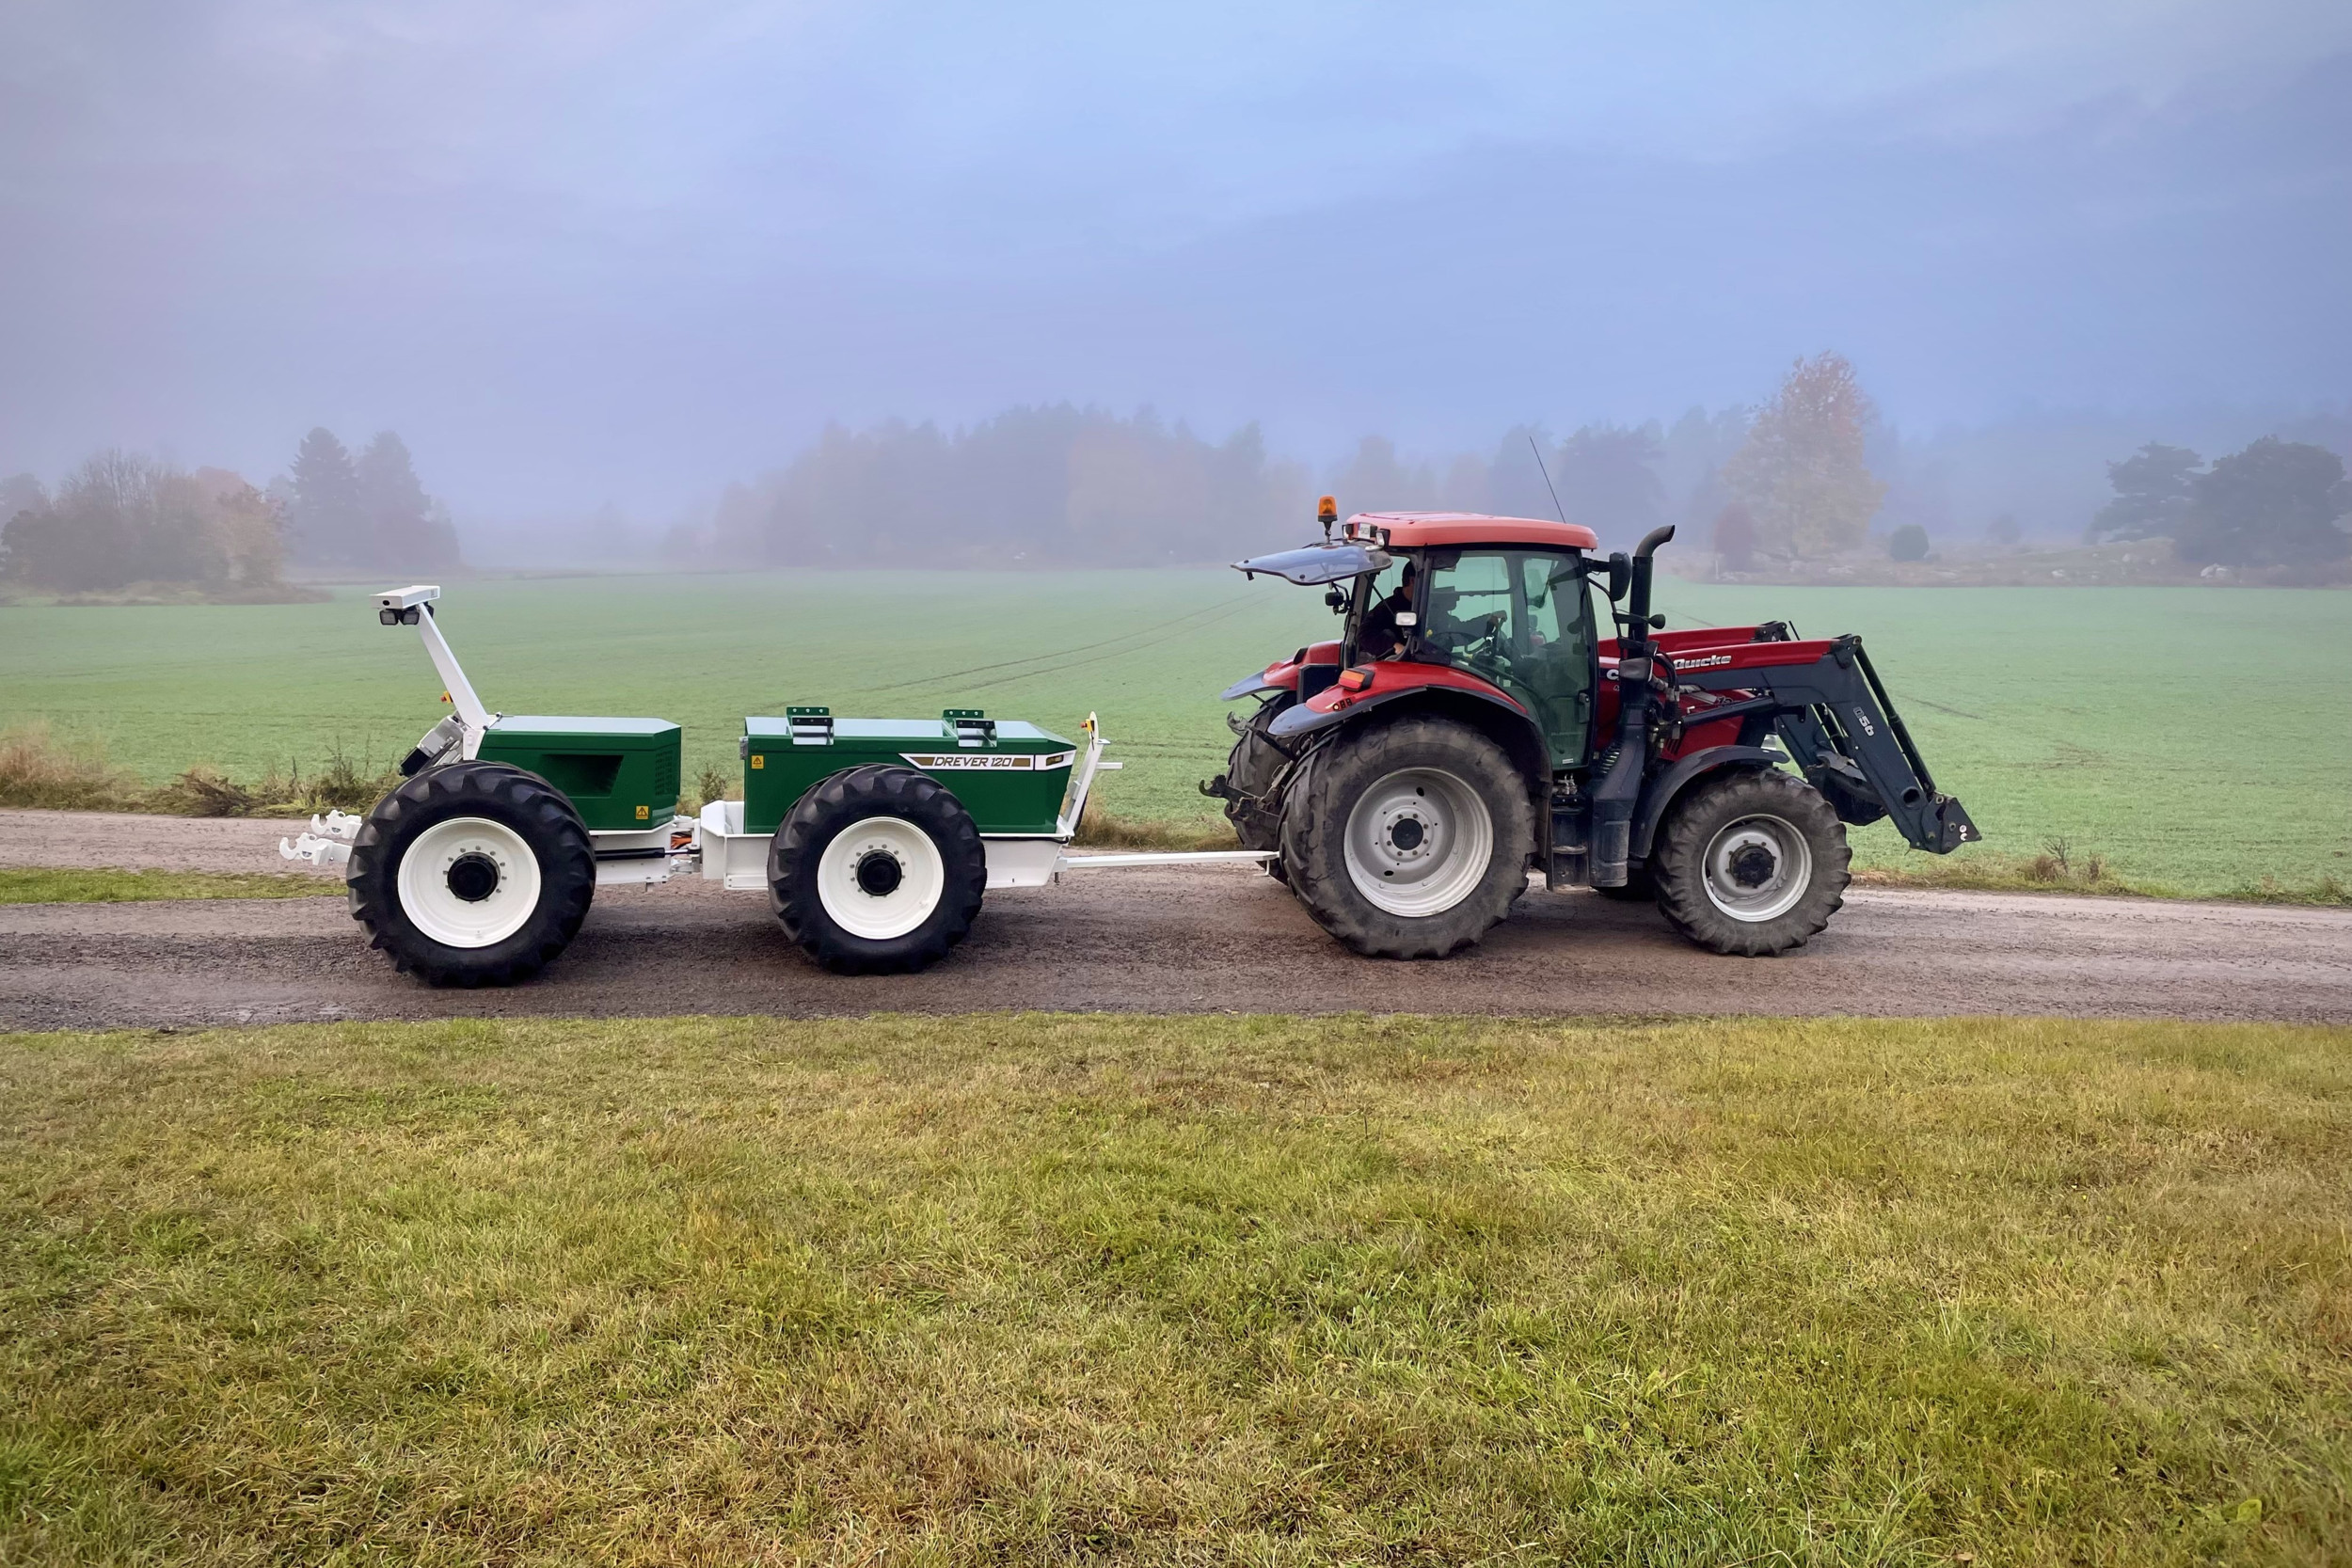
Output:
[{"xmin": 1676, "ymin": 637, "xmax": 1979, "ymax": 855}]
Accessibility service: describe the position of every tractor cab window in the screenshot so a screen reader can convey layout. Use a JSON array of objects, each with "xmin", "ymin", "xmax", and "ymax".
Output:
[{"xmin": 1422, "ymin": 549, "xmax": 1595, "ymax": 767}]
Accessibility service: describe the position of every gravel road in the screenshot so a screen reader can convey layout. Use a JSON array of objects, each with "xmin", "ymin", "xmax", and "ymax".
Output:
[{"xmin": 4, "ymin": 809, "xmax": 2347, "ymax": 1030}]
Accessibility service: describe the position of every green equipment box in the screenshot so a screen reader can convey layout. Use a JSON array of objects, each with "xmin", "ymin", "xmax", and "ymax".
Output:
[
  {"xmin": 477, "ymin": 715, "xmax": 682, "ymax": 832},
  {"xmin": 742, "ymin": 708, "xmax": 1075, "ymax": 836}
]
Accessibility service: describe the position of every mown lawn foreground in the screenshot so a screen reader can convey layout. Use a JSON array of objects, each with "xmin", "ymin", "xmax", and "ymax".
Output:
[{"xmin": 3, "ymin": 1013, "xmax": 2347, "ymax": 1564}]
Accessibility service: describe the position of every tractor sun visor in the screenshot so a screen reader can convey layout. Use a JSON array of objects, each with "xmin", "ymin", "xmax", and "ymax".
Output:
[{"xmin": 1231, "ymin": 542, "xmax": 1391, "ymax": 586}]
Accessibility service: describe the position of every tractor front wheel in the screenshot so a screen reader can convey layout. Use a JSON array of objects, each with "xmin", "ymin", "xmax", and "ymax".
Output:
[
  {"xmin": 771, "ymin": 765, "xmax": 987, "ymax": 974},
  {"xmin": 347, "ymin": 760, "xmax": 597, "ymax": 986},
  {"xmin": 1649, "ymin": 768, "xmax": 1850, "ymax": 956},
  {"xmin": 1280, "ymin": 715, "xmax": 1533, "ymax": 958}
]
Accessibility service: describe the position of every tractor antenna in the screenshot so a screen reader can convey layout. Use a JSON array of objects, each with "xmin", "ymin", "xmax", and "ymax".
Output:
[{"xmin": 1529, "ymin": 435, "xmax": 1568, "ymax": 527}]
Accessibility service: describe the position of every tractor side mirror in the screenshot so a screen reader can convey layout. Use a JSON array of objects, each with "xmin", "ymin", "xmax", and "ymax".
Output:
[
  {"xmin": 1604, "ymin": 553, "xmax": 1631, "ymax": 602},
  {"xmin": 1325, "ymin": 586, "xmax": 1347, "ymax": 612}
]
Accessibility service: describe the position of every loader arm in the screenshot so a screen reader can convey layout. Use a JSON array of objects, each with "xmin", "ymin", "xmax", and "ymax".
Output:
[{"xmin": 1674, "ymin": 636, "xmax": 1979, "ymax": 854}]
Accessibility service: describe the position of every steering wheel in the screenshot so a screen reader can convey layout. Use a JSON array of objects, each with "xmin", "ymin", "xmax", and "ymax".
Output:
[{"xmin": 1458, "ymin": 612, "xmax": 1516, "ymax": 675}]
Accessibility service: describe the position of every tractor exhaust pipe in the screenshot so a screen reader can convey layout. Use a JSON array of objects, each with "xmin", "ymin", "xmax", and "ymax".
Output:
[
  {"xmin": 1590, "ymin": 525, "xmax": 1676, "ymax": 887},
  {"xmin": 1626, "ymin": 524, "xmax": 1675, "ymax": 636}
]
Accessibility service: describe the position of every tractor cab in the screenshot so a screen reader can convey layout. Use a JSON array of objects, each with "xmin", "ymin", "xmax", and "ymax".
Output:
[{"xmin": 1233, "ymin": 509, "xmax": 1607, "ymax": 772}]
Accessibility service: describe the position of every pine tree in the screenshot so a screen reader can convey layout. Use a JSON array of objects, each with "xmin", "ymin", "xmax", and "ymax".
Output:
[
  {"xmin": 1551, "ymin": 423, "xmax": 1664, "ymax": 551},
  {"xmin": 2175, "ymin": 438, "xmax": 2351, "ymax": 568},
  {"xmin": 287, "ymin": 429, "xmax": 362, "ymax": 566},
  {"xmin": 2089, "ymin": 443, "xmax": 2201, "ymax": 544},
  {"xmin": 356, "ymin": 432, "xmax": 460, "ymax": 571}
]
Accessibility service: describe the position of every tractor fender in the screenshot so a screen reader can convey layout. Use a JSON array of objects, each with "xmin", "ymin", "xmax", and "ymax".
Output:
[
  {"xmin": 1629, "ymin": 745, "xmax": 1788, "ymax": 860},
  {"xmin": 1229, "ymin": 641, "xmax": 1343, "ymax": 701},
  {"xmin": 1268, "ymin": 682, "xmax": 1549, "ymax": 801},
  {"xmin": 1269, "ymin": 677, "xmax": 1530, "ymax": 741}
]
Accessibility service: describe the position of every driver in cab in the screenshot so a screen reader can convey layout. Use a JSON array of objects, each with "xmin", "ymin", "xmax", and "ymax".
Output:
[{"xmin": 1357, "ymin": 561, "xmax": 1418, "ymax": 660}]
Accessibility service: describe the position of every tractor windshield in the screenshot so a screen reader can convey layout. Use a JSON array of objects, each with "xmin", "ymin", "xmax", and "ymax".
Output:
[{"xmin": 1422, "ymin": 549, "xmax": 1596, "ymax": 767}]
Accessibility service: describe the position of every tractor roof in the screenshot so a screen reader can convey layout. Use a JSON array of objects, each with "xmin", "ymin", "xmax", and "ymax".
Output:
[{"xmin": 1343, "ymin": 512, "xmax": 1600, "ymax": 551}]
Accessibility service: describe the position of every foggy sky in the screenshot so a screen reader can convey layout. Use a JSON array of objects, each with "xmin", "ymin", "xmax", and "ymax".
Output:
[{"xmin": 3, "ymin": 0, "xmax": 2348, "ymax": 518}]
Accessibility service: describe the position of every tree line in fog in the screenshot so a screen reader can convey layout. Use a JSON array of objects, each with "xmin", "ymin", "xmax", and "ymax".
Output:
[
  {"xmin": 1, "ymin": 427, "xmax": 460, "ymax": 598},
  {"xmin": 669, "ymin": 352, "xmax": 2344, "ymax": 574},
  {"xmin": 682, "ymin": 388, "xmax": 1756, "ymax": 567},
  {"xmin": 8, "ymin": 364, "xmax": 2346, "ymax": 591},
  {"xmin": 678, "ymin": 353, "xmax": 1878, "ymax": 567}
]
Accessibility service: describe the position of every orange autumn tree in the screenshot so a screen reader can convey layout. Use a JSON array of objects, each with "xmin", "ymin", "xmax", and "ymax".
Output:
[{"xmin": 1723, "ymin": 352, "xmax": 1886, "ymax": 559}]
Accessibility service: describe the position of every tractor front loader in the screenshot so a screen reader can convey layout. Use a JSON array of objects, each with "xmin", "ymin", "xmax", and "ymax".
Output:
[{"xmin": 1208, "ymin": 502, "xmax": 1978, "ymax": 959}]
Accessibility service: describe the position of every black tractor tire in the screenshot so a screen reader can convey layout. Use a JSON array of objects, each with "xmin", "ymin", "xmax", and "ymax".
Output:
[
  {"xmin": 1649, "ymin": 768, "xmax": 1851, "ymax": 957},
  {"xmin": 771, "ymin": 765, "xmax": 987, "ymax": 974},
  {"xmin": 1279, "ymin": 715, "xmax": 1534, "ymax": 959},
  {"xmin": 1220, "ymin": 696, "xmax": 1295, "ymax": 882},
  {"xmin": 347, "ymin": 760, "xmax": 596, "ymax": 987}
]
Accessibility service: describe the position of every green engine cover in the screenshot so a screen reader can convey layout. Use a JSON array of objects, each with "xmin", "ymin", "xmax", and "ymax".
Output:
[
  {"xmin": 476, "ymin": 715, "xmax": 682, "ymax": 832},
  {"xmin": 742, "ymin": 711, "xmax": 1075, "ymax": 836}
]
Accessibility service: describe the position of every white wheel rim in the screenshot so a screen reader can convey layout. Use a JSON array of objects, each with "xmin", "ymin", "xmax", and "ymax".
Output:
[
  {"xmin": 817, "ymin": 816, "xmax": 946, "ymax": 941},
  {"xmin": 1702, "ymin": 813, "xmax": 1813, "ymax": 923},
  {"xmin": 1343, "ymin": 767, "xmax": 1495, "ymax": 918},
  {"xmin": 396, "ymin": 816, "xmax": 543, "ymax": 948}
]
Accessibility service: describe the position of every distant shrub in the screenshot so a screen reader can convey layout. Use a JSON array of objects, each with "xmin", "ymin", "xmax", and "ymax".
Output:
[{"xmin": 1887, "ymin": 524, "xmax": 1930, "ymax": 562}]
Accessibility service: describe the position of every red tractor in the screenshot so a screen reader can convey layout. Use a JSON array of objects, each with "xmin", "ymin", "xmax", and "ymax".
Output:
[{"xmin": 1204, "ymin": 503, "xmax": 1979, "ymax": 958}]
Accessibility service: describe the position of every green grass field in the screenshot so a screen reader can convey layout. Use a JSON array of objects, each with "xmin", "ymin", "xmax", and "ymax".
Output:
[
  {"xmin": 4, "ymin": 1013, "xmax": 2347, "ymax": 1564},
  {"xmin": 3, "ymin": 572, "xmax": 2346, "ymax": 894}
]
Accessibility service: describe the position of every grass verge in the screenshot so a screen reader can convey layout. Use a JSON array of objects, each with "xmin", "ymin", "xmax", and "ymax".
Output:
[
  {"xmin": 0, "ymin": 721, "xmax": 401, "ymax": 818},
  {"xmin": 0, "ymin": 867, "xmax": 338, "ymax": 904},
  {"xmin": 1852, "ymin": 839, "xmax": 2352, "ymax": 906},
  {"xmin": 1071, "ymin": 803, "xmax": 1236, "ymax": 850},
  {"xmin": 3, "ymin": 1012, "xmax": 2346, "ymax": 1564}
]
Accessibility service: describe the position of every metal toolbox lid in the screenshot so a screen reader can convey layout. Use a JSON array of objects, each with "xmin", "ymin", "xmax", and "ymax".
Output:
[
  {"xmin": 742, "ymin": 715, "xmax": 1072, "ymax": 752},
  {"xmin": 485, "ymin": 715, "xmax": 679, "ymax": 746}
]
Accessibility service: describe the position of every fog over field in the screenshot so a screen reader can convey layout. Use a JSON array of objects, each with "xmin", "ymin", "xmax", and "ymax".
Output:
[{"xmin": 1, "ymin": 1, "xmax": 2348, "ymax": 567}]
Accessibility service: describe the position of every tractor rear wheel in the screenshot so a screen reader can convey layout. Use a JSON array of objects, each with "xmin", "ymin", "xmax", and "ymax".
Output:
[
  {"xmin": 771, "ymin": 765, "xmax": 987, "ymax": 974},
  {"xmin": 1279, "ymin": 715, "xmax": 1533, "ymax": 958},
  {"xmin": 1649, "ymin": 768, "xmax": 1850, "ymax": 956},
  {"xmin": 347, "ymin": 760, "xmax": 596, "ymax": 986}
]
